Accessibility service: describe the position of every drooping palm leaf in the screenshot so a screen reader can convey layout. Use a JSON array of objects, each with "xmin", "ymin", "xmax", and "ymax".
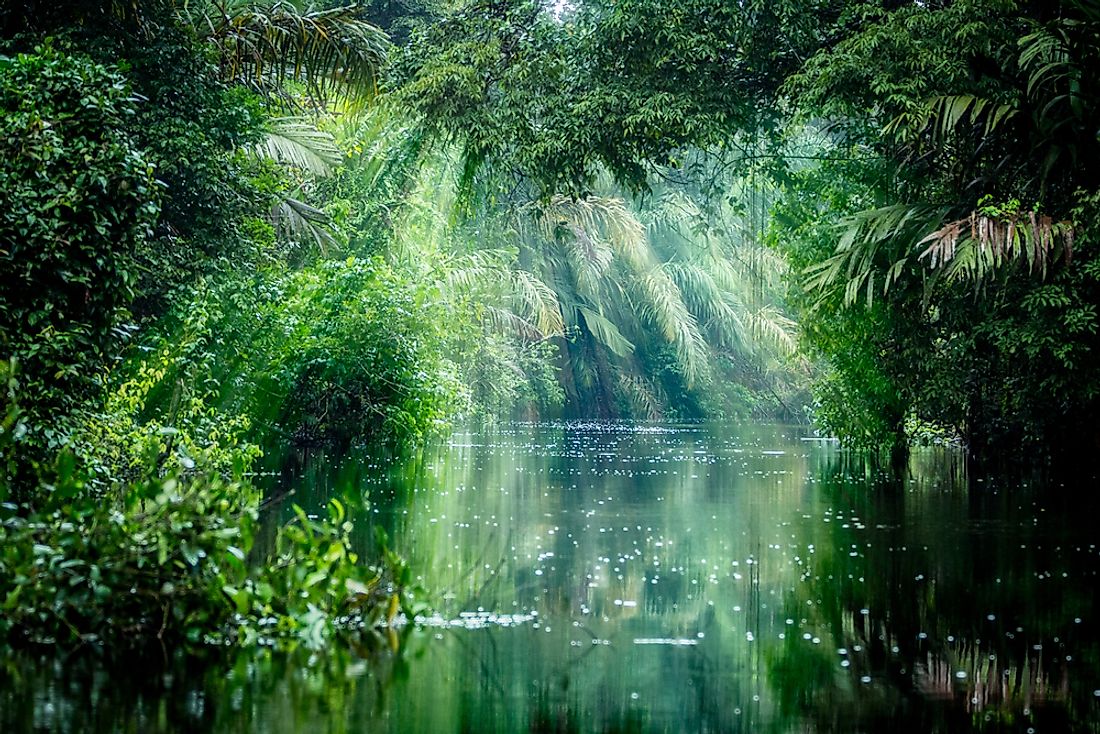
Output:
[
  {"xmin": 805, "ymin": 204, "xmax": 951, "ymax": 307},
  {"xmin": 269, "ymin": 193, "xmax": 337, "ymax": 252},
  {"xmin": 637, "ymin": 267, "xmax": 709, "ymax": 386},
  {"xmin": 565, "ymin": 227, "xmax": 613, "ymax": 296},
  {"xmin": 885, "ymin": 94, "xmax": 1018, "ymax": 143},
  {"xmin": 742, "ymin": 305, "xmax": 798, "ymax": 357},
  {"xmin": 665, "ymin": 261, "xmax": 748, "ymax": 351},
  {"xmin": 574, "ymin": 304, "xmax": 635, "ymax": 357},
  {"xmin": 193, "ymin": 1, "xmax": 388, "ymax": 103},
  {"xmin": 1017, "ymin": 16, "xmax": 1097, "ymax": 186},
  {"xmin": 255, "ymin": 115, "xmax": 342, "ymax": 174},
  {"xmin": 482, "ymin": 305, "xmax": 544, "ymax": 342},
  {"xmin": 443, "ymin": 248, "xmax": 512, "ymax": 293},
  {"xmin": 527, "ymin": 195, "xmax": 652, "ymax": 272},
  {"xmin": 512, "ymin": 269, "xmax": 564, "ymax": 337},
  {"xmin": 615, "ymin": 373, "xmax": 666, "ymax": 420},
  {"xmin": 918, "ymin": 210, "xmax": 1074, "ymax": 280}
]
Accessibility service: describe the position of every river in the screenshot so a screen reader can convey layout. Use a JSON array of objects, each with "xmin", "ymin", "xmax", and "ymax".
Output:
[{"xmin": 3, "ymin": 422, "xmax": 1099, "ymax": 732}]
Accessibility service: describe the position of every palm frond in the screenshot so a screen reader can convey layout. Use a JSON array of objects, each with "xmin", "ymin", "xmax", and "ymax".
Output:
[
  {"xmin": 615, "ymin": 373, "xmax": 666, "ymax": 421},
  {"xmin": 664, "ymin": 261, "xmax": 746, "ymax": 350},
  {"xmin": 575, "ymin": 304, "xmax": 635, "ymax": 358},
  {"xmin": 443, "ymin": 248, "xmax": 512, "ymax": 293},
  {"xmin": 886, "ymin": 94, "xmax": 1018, "ymax": 142},
  {"xmin": 743, "ymin": 305, "xmax": 798, "ymax": 357},
  {"xmin": 637, "ymin": 267, "xmax": 709, "ymax": 386},
  {"xmin": 919, "ymin": 210, "xmax": 1074, "ymax": 280},
  {"xmin": 701, "ymin": 248, "xmax": 752, "ymax": 294},
  {"xmin": 639, "ymin": 188, "xmax": 703, "ymax": 232},
  {"xmin": 527, "ymin": 195, "xmax": 652, "ymax": 272},
  {"xmin": 1020, "ymin": 25, "xmax": 1073, "ymax": 96},
  {"xmin": 269, "ymin": 194, "xmax": 337, "ymax": 252},
  {"xmin": 1017, "ymin": 18, "xmax": 1093, "ymax": 184},
  {"xmin": 805, "ymin": 204, "xmax": 950, "ymax": 307},
  {"xmin": 512, "ymin": 270, "xmax": 564, "ymax": 337},
  {"xmin": 720, "ymin": 243, "xmax": 788, "ymax": 294},
  {"xmin": 564, "ymin": 227, "xmax": 613, "ymax": 296},
  {"xmin": 255, "ymin": 116, "xmax": 342, "ymax": 175},
  {"xmin": 664, "ymin": 261, "xmax": 725, "ymax": 317},
  {"xmin": 197, "ymin": 1, "xmax": 388, "ymax": 103},
  {"xmin": 482, "ymin": 305, "xmax": 544, "ymax": 342}
]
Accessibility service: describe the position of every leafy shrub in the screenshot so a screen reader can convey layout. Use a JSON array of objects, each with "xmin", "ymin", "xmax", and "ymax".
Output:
[
  {"xmin": 0, "ymin": 452, "xmax": 408, "ymax": 649},
  {"xmin": 1, "ymin": 345, "xmax": 411, "ymax": 650},
  {"xmin": 258, "ymin": 257, "xmax": 464, "ymax": 445},
  {"xmin": 6, "ymin": 6, "xmax": 269, "ymax": 318},
  {"xmin": 453, "ymin": 332, "xmax": 563, "ymax": 421},
  {"xmin": 0, "ymin": 46, "xmax": 159, "ymax": 428},
  {"xmin": 61, "ymin": 273, "xmax": 266, "ymax": 487},
  {"xmin": 110, "ymin": 27, "xmax": 267, "ymax": 315},
  {"xmin": 89, "ymin": 257, "xmax": 465, "ymax": 453}
]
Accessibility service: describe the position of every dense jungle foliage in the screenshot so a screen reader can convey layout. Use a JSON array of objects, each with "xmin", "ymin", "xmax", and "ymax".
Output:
[{"xmin": 1, "ymin": 0, "xmax": 1098, "ymax": 647}]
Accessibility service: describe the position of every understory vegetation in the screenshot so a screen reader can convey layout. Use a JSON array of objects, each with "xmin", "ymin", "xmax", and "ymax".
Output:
[{"xmin": 2, "ymin": 0, "xmax": 1098, "ymax": 647}]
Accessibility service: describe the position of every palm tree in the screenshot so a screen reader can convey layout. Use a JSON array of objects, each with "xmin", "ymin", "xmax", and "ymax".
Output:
[
  {"xmin": 507, "ymin": 177, "xmax": 800, "ymax": 420},
  {"xmin": 183, "ymin": 3, "xmax": 390, "ymax": 255}
]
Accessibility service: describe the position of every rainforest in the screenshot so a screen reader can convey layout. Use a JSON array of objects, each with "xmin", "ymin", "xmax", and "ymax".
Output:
[{"xmin": 2, "ymin": 1, "xmax": 1100, "ymax": 732}]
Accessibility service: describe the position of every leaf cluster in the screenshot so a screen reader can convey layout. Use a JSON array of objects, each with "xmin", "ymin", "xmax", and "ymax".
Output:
[
  {"xmin": 0, "ymin": 46, "xmax": 159, "ymax": 430},
  {"xmin": 390, "ymin": 0, "xmax": 833, "ymax": 195},
  {"xmin": 0, "ymin": 454, "xmax": 407, "ymax": 649}
]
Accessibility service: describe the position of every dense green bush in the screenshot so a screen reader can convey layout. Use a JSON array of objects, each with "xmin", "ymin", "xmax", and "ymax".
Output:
[
  {"xmin": 67, "ymin": 303, "xmax": 264, "ymax": 488},
  {"xmin": 462, "ymin": 334, "xmax": 563, "ymax": 420},
  {"xmin": 5, "ymin": 3, "xmax": 270, "ymax": 317},
  {"xmin": 254, "ymin": 257, "xmax": 465, "ymax": 446},
  {"xmin": 89, "ymin": 257, "xmax": 465, "ymax": 453},
  {"xmin": 0, "ymin": 458, "xmax": 408, "ymax": 648},
  {"xmin": 0, "ymin": 365, "xmax": 409, "ymax": 648},
  {"xmin": 0, "ymin": 46, "xmax": 159, "ymax": 427},
  {"xmin": 103, "ymin": 24, "xmax": 267, "ymax": 315}
]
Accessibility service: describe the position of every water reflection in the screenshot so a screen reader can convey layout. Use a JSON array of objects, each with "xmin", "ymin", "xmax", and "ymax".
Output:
[
  {"xmin": 0, "ymin": 635, "xmax": 406, "ymax": 733},
  {"xmin": 768, "ymin": 457, "xmax": 1100, "ymax": 732},
  {"xmin": 3, "ymin": 422, "xmax": 1100, "ymax": 732}
]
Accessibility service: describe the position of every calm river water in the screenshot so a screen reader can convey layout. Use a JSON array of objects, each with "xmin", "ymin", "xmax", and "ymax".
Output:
[{"xmin": 3, "ymin": 422, "xmax": 1100, "ymax": 732}]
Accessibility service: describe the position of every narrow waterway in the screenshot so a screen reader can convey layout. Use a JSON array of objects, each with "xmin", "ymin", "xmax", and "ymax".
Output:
[{"xmin": 3, "ymin": 422, "xmax": 1100, "ymax": 732}]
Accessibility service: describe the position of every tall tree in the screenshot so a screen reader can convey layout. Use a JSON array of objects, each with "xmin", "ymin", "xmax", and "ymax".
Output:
[{"xmin": 777, "ymin": 0, "xmax": 1100, "ymax": 464}]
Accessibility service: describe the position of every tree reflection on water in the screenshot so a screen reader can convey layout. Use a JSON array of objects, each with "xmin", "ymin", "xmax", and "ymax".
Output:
[{"xmin": 766, "ymin": 454, "xmax": 1100, "ymax": 732}]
